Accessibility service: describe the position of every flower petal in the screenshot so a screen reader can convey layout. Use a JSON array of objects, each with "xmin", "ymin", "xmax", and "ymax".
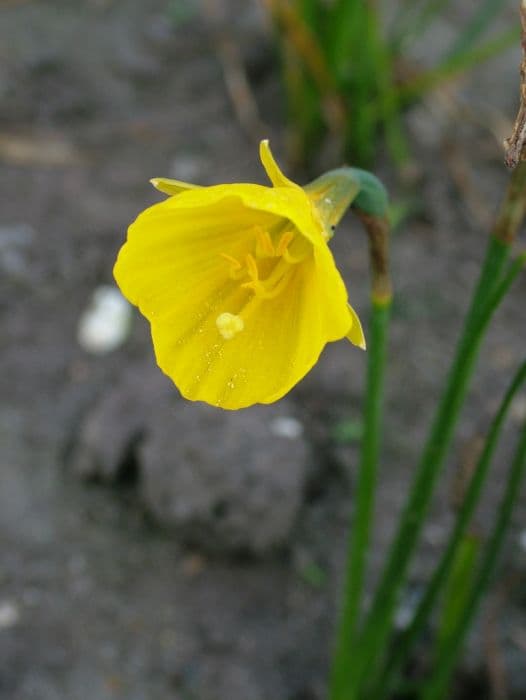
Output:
[
  {"xmin": 114, "ymin": 195, "xmax": 277, "ymax": 319},
  {"xmin": 346, "ymin": 303, "xmax": 366, "ymax": 349},
  {"xmin": 259, "ymin": 140, "xmax": 298, "ymax": 189},
  {"xmin": 142, "ymin": 182, "xmax": 326, "ymax": 248},
  {"xmin": 151, "ymin": 249, "xmax": 351, "ymax": 409},
  {"xmin": 150, "ymin": 177, "xmax": 199, "ymax": 196}
]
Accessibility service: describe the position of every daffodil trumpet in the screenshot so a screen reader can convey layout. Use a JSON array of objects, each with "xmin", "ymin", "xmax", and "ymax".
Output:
[{"xmin": 114, "ymin": 140, "xmax": 379, "ymax": 409}]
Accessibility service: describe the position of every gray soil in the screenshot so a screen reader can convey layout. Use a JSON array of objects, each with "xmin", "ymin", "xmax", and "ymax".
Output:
[{"xmin": 1, "ymin": 1, "xmax": 525, "ymax": 699}]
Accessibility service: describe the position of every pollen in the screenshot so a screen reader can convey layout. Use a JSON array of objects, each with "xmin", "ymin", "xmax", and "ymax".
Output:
[{"xmin": 216, "ymin": 312, "xmax": 245, "ymax": 340}]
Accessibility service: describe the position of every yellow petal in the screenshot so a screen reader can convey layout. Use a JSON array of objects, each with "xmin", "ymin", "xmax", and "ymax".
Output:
[
  {"xmin": 346, "ymin": 303, "xmax": 366, "ymax": 349},
  {"xmin": 142, "ymin": 182, "xmax": 326, "ymax": 248},
  {"xmin": 150, "ymin": 177, "xmax": 199, "ymax": 196},
  {"xmin": 259, "ymin": 139, "xmax": 298, "ymax": 189},
  {"xmin": 114, "ymin": 195, "xmax": 275, "ymax": 318},
  {"xmin": 152, "ymin": 251, "xmax": 350, "ymax": 409}
]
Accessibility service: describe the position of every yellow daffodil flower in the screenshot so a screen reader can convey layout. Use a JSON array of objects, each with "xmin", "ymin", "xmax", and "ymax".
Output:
[{"xmin": 113, "ymin": 140, "xmax": 365, "ymax": 409}]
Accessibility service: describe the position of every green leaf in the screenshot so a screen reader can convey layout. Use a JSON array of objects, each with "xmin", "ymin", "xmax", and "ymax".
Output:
[{"xmin": 436, "ymin": 534, "xmax": 480, "ymax": 654}]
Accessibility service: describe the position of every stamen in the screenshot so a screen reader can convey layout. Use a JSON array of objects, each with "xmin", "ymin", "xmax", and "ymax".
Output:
[
  {"xmin": 220, "ymin": 253, "xmax": 244, "ymax": 279},
  {"xmin": 242, "ymin": 272, "xmax": 290, "ymax": 300},
  {"xmin": 283, "ymin": 247, "xmax": 307, "ymax": 265},
  {"xmin": 255, "ymin": 228, "xmax": 275, "ymax": 258},
  {"xmin": 241, "ymin": 257, "xmax": 291, "ymax": 299},
  {"xmin": 275, "ymin": 230, "xmax": 295, "ymax": 257},
  {"xmin": 216, "ymin": 312, "xmax": 244, "ymax": 339},
  {"xmin": 219, "ymin": 227, "xmax": 309, "ymax": 304},
  {"xmin": 245, "ymin": 253, "xmax": 260, "ymax": 282}
]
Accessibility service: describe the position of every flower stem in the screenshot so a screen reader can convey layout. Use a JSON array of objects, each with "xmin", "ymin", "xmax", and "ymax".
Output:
[
  {"xmin": 329, "ymin": 299, "xmax": 390, "ymax": 700},
  {"xmin": 344, "ymin": 163, "xmax": 526, "ymax": 697},
  {"xmin": 329, "ymin": 211, "xmax": 392, "ymax": 700}
]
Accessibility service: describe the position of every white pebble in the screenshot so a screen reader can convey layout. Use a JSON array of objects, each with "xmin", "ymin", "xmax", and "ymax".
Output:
[
  {"xmin": 270, "ymin": 416, "xmax": 304, "ymax": 440},
  {"xmin": 77, "ymin": 285, "xmax": 132, "ymax": 354},
  {"xmin": 0, "ymin": 601, "xmax": 20, "ymax": 629}
]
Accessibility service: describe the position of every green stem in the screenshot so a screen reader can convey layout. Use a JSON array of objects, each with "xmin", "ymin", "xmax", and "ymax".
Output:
[
  {"xmin": 374, "ymin": 358, "xmax": 526, "ymax": 697},
  {"xmin": 344, "ymin": 250, "xmax": 526, "ymax": 697},
  {"xmin": 463, "ymin": 235, "xmax": 510, "ymax": 331},
  {"xmin": 329, "ymin": 300, "xmax": 391, "ymax": 700},
  {"xmin": 423, "ymin": 409, "xmax": 526, "ymax": 700}
]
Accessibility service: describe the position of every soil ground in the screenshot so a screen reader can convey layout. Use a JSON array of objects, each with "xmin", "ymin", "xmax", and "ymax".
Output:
[{"xmin": 1, "ymin": 2, "xmax": 525, "ymax": 699}]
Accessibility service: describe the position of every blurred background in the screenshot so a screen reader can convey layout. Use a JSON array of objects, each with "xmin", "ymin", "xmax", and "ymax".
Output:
[{"xmin": 1, "ymin": 1, "xmax": 526, "ymax": 698}]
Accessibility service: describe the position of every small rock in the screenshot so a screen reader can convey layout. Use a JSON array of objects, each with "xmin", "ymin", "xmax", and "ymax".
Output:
[
  {"xmin": 69, "ymin": 363, "xmax": 170, "ymax": 481},
  {"xmin": 270, "ymin": 416, "xmax": 304, "ymax": 440},
  {"xmin": 77, "ymin": 285, "xmax": 132, "ymax": 355},
  {"xmin": 0, "ymin": 601, "xmax": 20, "ymax": 629},
  {"xmin": 141, "ymin": 399, "xmax": 310, "ymax": 555},
  {"xmin": 69, "ymin": 366, "xmax": 310, "ymax": 554}
]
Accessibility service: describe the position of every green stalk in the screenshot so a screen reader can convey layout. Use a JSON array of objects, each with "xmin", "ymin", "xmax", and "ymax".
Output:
[
  {"xmin": 374, "ymin": 358, "xmax": 526, "ymax": 697},
  {"xmin": 463, "ymin": 235, "xmax": 510, "ymax": 331},
  {"xmin": 345, "ymin": 252, "xmax": 526, "ymax": 697},
  {"xmin": 329, "ymin": 299, "xmax": 391, "ymax": 700},
  {"xmin": 423, "ymin": 411, "xmax": 526, "ymax": 700},
  {"xmin": 328, "ymin": 196, "xmax": 391, "ymax": 700},
  {"xmin": 349, "ymin": 162, "xmax": 526, "ymax": 696}
]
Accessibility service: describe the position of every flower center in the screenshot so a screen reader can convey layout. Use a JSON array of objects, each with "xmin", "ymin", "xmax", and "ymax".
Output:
[
  {"xmin": 221, "ymin": 226, "xmax": 309, "ymax": 298},
  {"xmin": 215, "ymin": 225, "xmax": 310, "ymax": 340}
]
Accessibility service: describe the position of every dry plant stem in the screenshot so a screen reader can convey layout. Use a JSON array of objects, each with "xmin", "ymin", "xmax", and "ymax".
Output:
[
  {"xmin": 494, "ymin": 159, "xmax": 526, "ymax": 243},
  {"xmin": 344, "ymin": 165, "xmax": 526, "ymax": 698},
  {"xmin": 329, "ymin": 211, "xmax": 391, "ymax": 700},
  {"xmin": 504, "ymin": 0, "xmax": 526, "ymax": 169}
]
